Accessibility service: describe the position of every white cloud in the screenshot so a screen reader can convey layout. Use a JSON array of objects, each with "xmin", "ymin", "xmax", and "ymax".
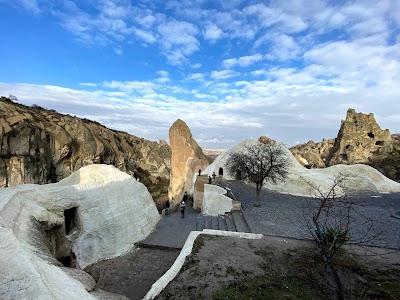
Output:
[
  {"xmin": 79, "ymin": 82, "xmax": 97, "ymax": 87},
  {"xmin": 187, "ymin": 73, "xmax": 206, "ymax": 82},
  {"xmin": 12, "ymin": 0, "xmax": 41, "ymax": 15},
  {"xmin": 203, "ymin": 23, "xmax": 224, "ymax": 41},
  {"xmin": 210, "ymin": 70, "xmax": 238, "ymax": 80},
  {"xmin": 194, "ymin": 93, "xmax": 218, "ymax": 100},
  {"xmin": 257, "ymin": 33, "xmax": 302, "ymax": 61},
  {"xmin": 223, "ymin": 54, "xmax": 263, "ymax": 68},
  {"xmin": 213, "ymin": 10, "xmax": 255, "ymax": 39},
  {"xmin": 251, "ymin": 70, "xmax": 267, "ymax": 76},
  {"xmin": 244, "ymin": 3, "xmax": 307, "ymax": 33},
  {"xmin": 157, "ymin": 20, "xmax": 199, "ymax": 64},
  {"xmin": 103, "ymin": 81, "xmax": 156, "ymax": 94},
  {"xmin": 100, "ymin": 0, "xmax": 129, "ymax": 19},
  {"xmin": 157, "ymin": 70, "xmax": 169, "ymax": 77},
  {"xmin": 154, "ymin": 70, "xmax": 170, "ymax": 83},
  {"xmin": 113, "ymin": 48, "xmax": 123, "ymax": 55},
  {"xmin": 132, "ymin": 27, "xmax": 157, "ymax": 44}
]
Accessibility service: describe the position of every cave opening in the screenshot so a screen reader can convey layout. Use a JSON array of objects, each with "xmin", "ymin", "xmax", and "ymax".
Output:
[
  {"xmin": 219, "ymin": 167, "xmax": 224, "ymax": 176},
  {"xmin": 340, "ymin": 153, "xmax": 348, "ymax": 161},
  {"xmin": 64, "ymin": 207, "xmax": 78, "ymax": 235},
  {"xmin": 375, "ymin": 141, "xmax": 384, "ymax": 146},
  {"xmin": 367, "ymin": 132, "xmax": 375, "ymax": 138},
  {"xmin": 57, "ymin": 252, "xmax": 77, "ymax": 268}
]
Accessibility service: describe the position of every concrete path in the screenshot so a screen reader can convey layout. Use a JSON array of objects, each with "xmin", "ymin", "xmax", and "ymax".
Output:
[{"xmin": 139, "ymin": 201, "xmax": 201, "ymax": 249}]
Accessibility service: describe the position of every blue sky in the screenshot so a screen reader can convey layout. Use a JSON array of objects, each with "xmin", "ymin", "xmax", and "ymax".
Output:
[{"xmin": 0, "ymin": 0, "xmax": 399, "ymax": 149}]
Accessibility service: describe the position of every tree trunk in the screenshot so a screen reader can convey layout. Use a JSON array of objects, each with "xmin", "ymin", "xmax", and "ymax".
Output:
[
  {"xmin": 319, "ymin": 246, "xmax": 344, "ymax": 300},
  {"xmin": 327, "ymin": 261, "xmax": 344, "ymax": 300},
  {"xmin": 255, "ymin": 183, "xmax": 260, "ymax": 206}
]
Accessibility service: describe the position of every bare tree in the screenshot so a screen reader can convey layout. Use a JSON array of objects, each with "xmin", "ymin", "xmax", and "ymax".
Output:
[
  {"xmin": 226, "ymin": 140, "xmax": 289, "ymax": 206},
  {"xmin": 302, "ymin": 176, "xmax": 381, "ymax": 300},
  {"xmin": 8, "ymin": 94, "xmax": 18, "ymax": 102}
]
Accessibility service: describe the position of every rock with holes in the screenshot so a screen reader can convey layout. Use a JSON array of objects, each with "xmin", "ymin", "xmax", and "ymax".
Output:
[
  {"xmin": 290, "ymin": 138, "xmax": 335, "ymax": 168},
  {"xmin": 327, "ymin": 108, "xmax": 394, "ymax": 166},
  {"xmin": 0, "ymin": 164, "xmax": 159, "ymax": 299}
]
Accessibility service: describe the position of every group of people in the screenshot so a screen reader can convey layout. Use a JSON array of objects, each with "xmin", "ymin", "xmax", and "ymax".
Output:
[
  {"xmin": 164, "ymin": 170, "xmax": 217, "ymax": 218},
  {"xmin": 163, "ymin": 191, "xmax": 189, "ymax": 218}
]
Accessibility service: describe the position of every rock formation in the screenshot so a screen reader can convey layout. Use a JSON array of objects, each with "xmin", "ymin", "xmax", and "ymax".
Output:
[
  {"xmin": 290, "ymin": 139, "xmax": 335, "ymax": 168},
  {"xmin": 168, "ymin": 119, "xmax": 209, "ymax": 205},
  {"xmin": 327, "ymin": 108, "xmax": 393, "ymax": 165},
  {"xmin": 290, "ymin": 109, "xmax": 400, "ymax": 180},
  {"xmin": 0, "ymin": 164, "xmax": 159, "ymax": 299},
  {"xmin": 0, "ymin": 96, "xmax": 171, "ymax": 200},
  {"xmin": 206, "ymin": 139, "xmax": 400, "ymax": 197}
]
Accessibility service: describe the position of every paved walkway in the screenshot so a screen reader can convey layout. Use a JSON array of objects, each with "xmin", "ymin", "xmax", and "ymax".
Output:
[
  {"xmin": 140, "ymin": 201, "xmax": 201, "ymax": 249},
  {"xmin": 216, "ymin": 178, "xmax": 400, "ymax": 249}
]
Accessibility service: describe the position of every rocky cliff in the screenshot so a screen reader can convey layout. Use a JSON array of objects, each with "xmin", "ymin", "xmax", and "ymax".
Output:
[
  {"xmin": 168, "ymin": 119, "xmax": 208, "ymax": 205},
  {"xmin": 290, "ymin": 108, "xmax": 400, "ymax": 180},
  {"xmin": 290, "ymin": 138, "xmax": 335, "ymax": 168},
  {"xmin": 0, "ymin": 96, "xmax": 171, "ymax": 200}
]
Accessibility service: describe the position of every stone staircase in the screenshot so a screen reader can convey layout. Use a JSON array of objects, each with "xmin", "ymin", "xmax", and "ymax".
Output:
[{"xmin": 195, "ymin": 210, "xmax": 258, "ymax": 233}]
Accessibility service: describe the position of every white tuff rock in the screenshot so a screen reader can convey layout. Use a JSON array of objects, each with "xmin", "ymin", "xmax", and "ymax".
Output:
[
  {"xmin": 0, "ymin": 164, "xmax": 159, "ymax": 299},
  {"xmin": 206, "ymin": 139, "xmax": 400, "ymax": 196}
]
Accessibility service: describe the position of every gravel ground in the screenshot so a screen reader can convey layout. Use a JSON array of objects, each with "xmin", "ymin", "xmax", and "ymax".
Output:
[
  {"xmin": 222, "ymin": 179, "xmax": 400, "ymax": 249},
  {"xmin": 85, "ymin": 247, "xmax": 179, "ymax": 300}
]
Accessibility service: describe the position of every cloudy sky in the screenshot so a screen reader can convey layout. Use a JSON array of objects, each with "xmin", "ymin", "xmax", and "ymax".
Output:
[{"xmin": 0, "ymin": 0, "xmax": 399, "ymax": 149}]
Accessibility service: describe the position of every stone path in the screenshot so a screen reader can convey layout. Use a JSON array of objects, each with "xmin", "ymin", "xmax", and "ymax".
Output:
[{"xmin": 217, "ymin": 178, "xmax": 400, "ymax": 249}]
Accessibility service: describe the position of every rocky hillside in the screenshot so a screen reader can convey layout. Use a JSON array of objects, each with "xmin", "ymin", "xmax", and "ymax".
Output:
[
  {"xmin": 290, "ymin": 108, "xmax": 400, "ymax": 180},
  {"xmin": 0, "ymin": 96, "xmax": 171, "ymax": 200}
]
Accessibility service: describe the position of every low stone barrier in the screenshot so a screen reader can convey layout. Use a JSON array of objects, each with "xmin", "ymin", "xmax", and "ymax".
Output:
[{"xmin": 143, "ymin": 230, "xmax": 263, "ymax": 300}]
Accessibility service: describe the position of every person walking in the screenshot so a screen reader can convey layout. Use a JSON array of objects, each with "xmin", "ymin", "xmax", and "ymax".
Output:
[
  {"xmin": 208, "ymin": 176, "xmax": 212, "ymax": 184},
  {"xmin": 164, "ymin": 200, "xmax": 170, "ymax": 215},
  {"xmin": 180, "ymin": 200, "xmax": 186, "ymax": 218},
  {"xmin": 212, "ymin": 171, "xmax": 216, "ymax": 180},
  {"xmin": 198, "ymin": 169, "xmax": 201, "ymax": 176}
]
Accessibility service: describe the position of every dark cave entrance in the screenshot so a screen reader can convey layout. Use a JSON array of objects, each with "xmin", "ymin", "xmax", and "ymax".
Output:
[
  {"xmin": 37, "ymin": 207, "xmax": 81, "ymax": 269},
  {"xmin": 219, "ymin": 167, "xmax": 224, "ymax": 176},
  {"xmin": 58, "ymin": 252, "xmax": 77, "ymax": 268},
  {"xmin": 64, "ymin": 207, "xmax": 78, "ymax": 235}
]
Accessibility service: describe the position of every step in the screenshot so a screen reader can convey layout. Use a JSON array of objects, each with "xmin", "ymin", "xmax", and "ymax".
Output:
[
  {"xmin": 196, "ymin": 218, "xmax": 205, "ymax": 231},
  {"xmin": 241, "ymin": 209, "xmax": 260, "ymax": 234},
  {"xmin": 231, "ymin": 211, "xmax": 250, "ymax": 233},
  {"xmin": 211, "ymin": 217, "xmax": 219, "ymax": 230},
  {"xmin": 217, "ymin": 215, "xmax": 228, "ymax": 231},
  {"xmin": 225, "ymin": 213, "xmax": 237, "ymax": 232},
  {"xmin": 204, "ymin": 217, "xmax": 212, "ymax": 229}
]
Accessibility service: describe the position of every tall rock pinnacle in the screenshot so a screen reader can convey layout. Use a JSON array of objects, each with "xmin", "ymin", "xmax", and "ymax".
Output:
[{"xmin": 168, "ymin": 119, "xmax": 209, "ymax": 205}]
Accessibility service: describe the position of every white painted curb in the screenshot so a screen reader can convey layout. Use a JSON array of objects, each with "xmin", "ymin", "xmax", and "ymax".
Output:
[{"xmin": 142, "ymin": 230, "xmax": 263, "ymax": 300}]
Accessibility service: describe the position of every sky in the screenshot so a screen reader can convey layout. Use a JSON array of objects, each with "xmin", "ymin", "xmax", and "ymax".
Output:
[{"xmin": 0, "ymin": 0, "xmax": 399, "ymax": 149}]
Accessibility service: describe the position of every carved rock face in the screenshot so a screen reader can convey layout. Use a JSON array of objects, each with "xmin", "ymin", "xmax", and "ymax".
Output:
[
  {"xmin": 290, "ymin": 108, "xmax": 400, "ymax": 180},
  {"xmin": 168, "ymin": 119, "xmax": 208, "ymax": 205},
  {"xmin": 327, "ymin": 108, "xmax": 393, "ymax": 165},
  {"xmin": 290, "ymin": 139, "xmax": 335, "ymax": 168},
  {"xmin": 0, "ymin": 97, "xmax": 171, "ymax": 199}
]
